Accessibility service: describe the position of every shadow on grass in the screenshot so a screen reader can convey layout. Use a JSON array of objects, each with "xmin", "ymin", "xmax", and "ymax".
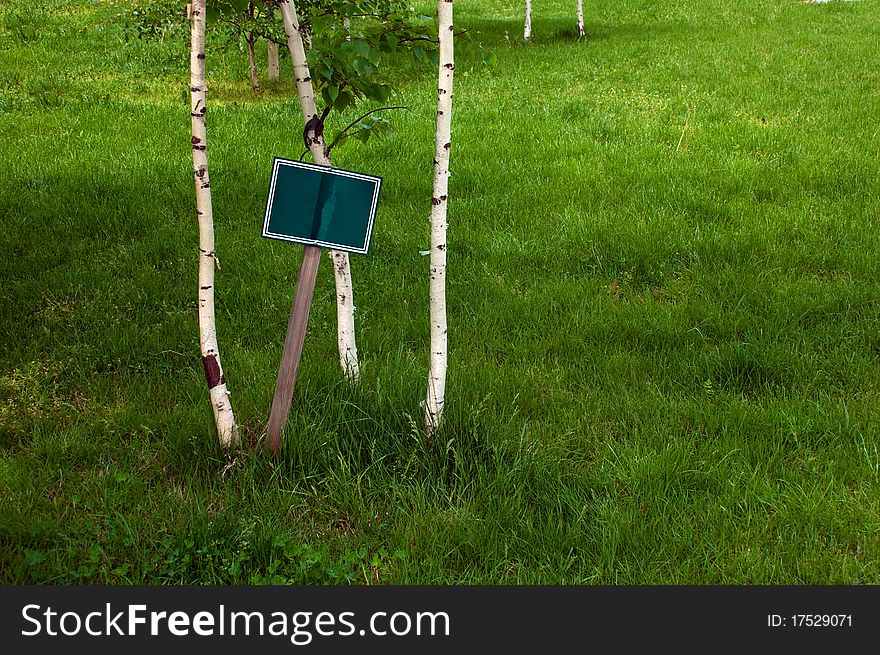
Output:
[{"xmin": 465, "ymin": 17, "xmax": 689, "ymax": 47}]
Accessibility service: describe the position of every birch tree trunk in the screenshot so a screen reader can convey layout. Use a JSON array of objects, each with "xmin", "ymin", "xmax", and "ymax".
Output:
[
  {"xmin": 189, "ymin": 0, "xmax": 237, "ymax": 448},
  {"xmin": 524, "ymin": 0, "xmax": 532, "ymax": 41},
  {"xmin": 247, "ymin": 33, "xmax": 261, "ymax": 90},
  {"xmin": 277, "ymin": 0, "xmax": 360, "ymax": 384},
  {"xmin": 267, "ymin": 40, "xmax": 280, "ymax": 79},
  {"xmin": 576, "ymin": 0, "xmax": 585, "ymax": 37},
  {"xmin": 245, "ymin": 3, "xmax": 260, "ymax": 91},
  {"xmin": 425, "ymin": 0, "xmax": 453, "ymax": 434}
]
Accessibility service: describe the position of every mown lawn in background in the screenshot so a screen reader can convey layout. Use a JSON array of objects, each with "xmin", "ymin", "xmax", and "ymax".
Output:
[{"xmin": 1, "ymin": 0, "xmax": 879, "ymax": 584}]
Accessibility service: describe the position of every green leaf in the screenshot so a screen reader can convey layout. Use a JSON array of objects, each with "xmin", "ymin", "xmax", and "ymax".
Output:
[
  {"xmin": 353, "ymin": 126, "xmax": 372, "ymax": 143},
  {"xmin": 333, "ymin": 89, "xmax": 353, "ymax": 111},
  {"xmin": 376, "ymin": 84, "xmax": 392, "ymax": 102},
  {"xmin": 318, "ymin": 60, "xmax": 334, "ymax": 81},
  {"xmin": 311, "ymin": 15, "xmax": 331, "ymax": 36},
  {"xmin": 320, "ymin": 86, "xmax": 333, "ymax": 108},
  {"xmin": 353, "ymin": 39, "xmax": 370, "ymax": 59},
  {"xmin": 352, "ymin": 57, "xmax": 375, "ymax": 78}
]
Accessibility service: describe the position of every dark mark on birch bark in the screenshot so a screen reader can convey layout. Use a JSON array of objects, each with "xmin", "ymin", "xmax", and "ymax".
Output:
[
  {"xmin": 303, "ymin": 113, "xmax": 324, "ymax": 149},
  {"xmin": 202, "ymin": 354, "xmax": 225, "ymax": 389}
]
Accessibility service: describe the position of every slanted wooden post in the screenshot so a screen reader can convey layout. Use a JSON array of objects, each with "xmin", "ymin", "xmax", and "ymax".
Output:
[{"xmin": 266, "ymin": 245, "xmax": 321, "ymax": 455}]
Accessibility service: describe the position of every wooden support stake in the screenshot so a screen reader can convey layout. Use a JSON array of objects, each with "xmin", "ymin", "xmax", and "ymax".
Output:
[{"xmin": 267, "ymin": 244, "xmax": 322, "ymax": 455}]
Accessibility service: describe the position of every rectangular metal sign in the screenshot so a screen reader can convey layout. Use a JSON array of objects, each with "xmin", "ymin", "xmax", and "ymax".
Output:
[{"xmin": 262, "ymin": 157, "xmax": 381, "ymax": 255}]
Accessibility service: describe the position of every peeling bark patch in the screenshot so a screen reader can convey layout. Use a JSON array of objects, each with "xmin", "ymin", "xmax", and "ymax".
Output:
[{"xmin": 202, "ymin": 354, "xmax": 225, "ymax": 389}]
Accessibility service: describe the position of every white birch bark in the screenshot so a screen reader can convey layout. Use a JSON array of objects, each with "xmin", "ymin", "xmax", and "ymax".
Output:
[
  {"xmin": 524, "ymin": 0, "xmax": 532, "ymax": 41},
  {"xmin": 189, "ymin": 1, "xmax": 237, "ymax": 448},
  {"xmin": 576, "ymin": 0, "xmax": 585, "ymax": 37},
  {"xmin": 246, "ymin": 3, "xmax": 260, "ymax": 90},
  {"xmin": 277, "ymin": 0, "xmax": 360, "ymax": 384},
  {"xmin": 425, "ymin": 0, "xmax": 453, "ymax": 434},
  {"xmin": 267, "ymin": 40, "xmax": 280, "ymax": 79},
  {"xmin": 247, "ymin": 34, "xmax": 261, "ymax": 90}
]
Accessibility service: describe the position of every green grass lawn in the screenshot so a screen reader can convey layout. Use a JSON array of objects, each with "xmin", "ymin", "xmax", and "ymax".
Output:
[{"xmin": 1, "ymin": 0, "xmax": 879, "ymax": 584}]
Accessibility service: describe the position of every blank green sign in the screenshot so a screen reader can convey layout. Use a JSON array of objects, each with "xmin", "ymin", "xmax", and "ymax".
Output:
[{"xmin": 262, "ymin": 157, "xmax": 381, "ymax": 255}]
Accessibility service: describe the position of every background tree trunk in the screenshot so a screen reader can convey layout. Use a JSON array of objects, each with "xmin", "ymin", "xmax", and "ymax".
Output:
[
  {"xmin": 524, "ymin": 0, "xmax": 532, "ymax": 41},
  {"xmin": 425, "ymin": 0, "xmax": 453, "ymax": 434},
  {"xmin": 577, "ymin": 0, "xmax": 585, "ymax": 37},
  {"xmin": 247, "ymin": 33, "xmax": 261, "ymax": 90},
  {"xmin": 246, "ymin": 2, "xmax": 260, "ymax": 90},
  {"xmin": 277, "ymin": 0, "xmax": 360, "ymax": 384},
  {"xmin": 267, "ymin": 39, "xmax": 280, "ymax": 79},
  {"xmin": 188, "ymin": 0, "xmax": 238, "ymax": 448}
]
